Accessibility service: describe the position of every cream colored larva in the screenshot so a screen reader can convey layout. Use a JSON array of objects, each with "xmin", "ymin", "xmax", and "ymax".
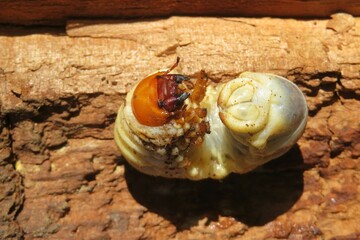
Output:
[{"xmin": 114, "ymin": 59, "xmax": 307, "ymax": 180}]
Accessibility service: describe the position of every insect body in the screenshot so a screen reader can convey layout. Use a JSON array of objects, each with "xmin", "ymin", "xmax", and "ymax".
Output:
[{"xmin": 115, "ymin": 59, "xmax": 308, "ymax": 180}]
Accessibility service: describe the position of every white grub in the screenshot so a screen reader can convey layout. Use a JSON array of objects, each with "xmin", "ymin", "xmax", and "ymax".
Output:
[{"xmin": 114, "ymin": 71, "xmax": 307, "ymax": 180}]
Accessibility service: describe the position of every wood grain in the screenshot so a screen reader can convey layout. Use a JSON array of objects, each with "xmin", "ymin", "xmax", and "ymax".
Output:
[{"xmin": 0, "ymin": 0, "xmax": 360, "ymax": 25}]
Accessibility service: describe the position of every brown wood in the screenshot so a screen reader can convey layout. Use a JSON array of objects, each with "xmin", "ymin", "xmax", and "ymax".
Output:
[
  {"xmin": 0, "ymin": 14, "xmax": 360, "ymax": 239},
  {"xmin": 0, "ymin": 0, "xmax": 360, "ymax": 26}
]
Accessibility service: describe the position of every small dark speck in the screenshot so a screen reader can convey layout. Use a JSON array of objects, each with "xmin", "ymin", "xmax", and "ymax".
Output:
[
  {"xmin": 101, "ymin": 77, "xmax": 106, "ymax": 81},
  {"xmin": 111, "ymin": 81, "xmax": 118, "ymax": 86},
  {"xmin": 246, "ymin": 124, "xmax": 249, "ymax": 127}
]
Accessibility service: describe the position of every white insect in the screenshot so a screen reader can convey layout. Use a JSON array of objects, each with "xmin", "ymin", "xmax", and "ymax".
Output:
[{"xmin": 114, "ymin": 66, "xmax": 307, "ymax": 180}]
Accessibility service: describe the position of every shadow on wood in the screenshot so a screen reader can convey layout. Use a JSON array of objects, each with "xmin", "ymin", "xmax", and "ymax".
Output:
[{"xmin": 125, "ymin": 145, "xmax": 306, "ymax": 229}]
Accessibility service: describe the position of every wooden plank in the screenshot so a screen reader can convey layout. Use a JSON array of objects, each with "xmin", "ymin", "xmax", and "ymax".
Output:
[{"xmin": 0, "ymin": 0, "xmax": 360, "ymax": 25}]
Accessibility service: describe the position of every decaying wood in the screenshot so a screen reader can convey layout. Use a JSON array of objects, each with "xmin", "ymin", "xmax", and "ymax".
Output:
[
  {"xmin": 1, "ymin": 1, "xmax": 360, "ymax": 26},
  {"xmin": 0, "ymin": 14, "xmax": 359, "ymax": 239}
]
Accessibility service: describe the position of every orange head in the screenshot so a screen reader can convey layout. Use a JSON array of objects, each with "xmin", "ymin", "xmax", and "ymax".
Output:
[{"xmin": 131, "ymin": 58, "xmax": 190, "ymax": 126}]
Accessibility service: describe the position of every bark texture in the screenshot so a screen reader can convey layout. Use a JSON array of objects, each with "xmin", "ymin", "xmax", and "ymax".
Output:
[
  {"xmin": 0, "ymin": 13, "xmax": 360, "ymax": 239},
  {"xmin": 0, "ymin": 1, "xmax": 360, "ymax": 26}
]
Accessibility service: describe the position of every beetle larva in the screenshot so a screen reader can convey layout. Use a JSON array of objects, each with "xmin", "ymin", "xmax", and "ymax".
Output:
[{"xmin": 114, "ymin": 59, "xmax": 307, "ymax": 180}]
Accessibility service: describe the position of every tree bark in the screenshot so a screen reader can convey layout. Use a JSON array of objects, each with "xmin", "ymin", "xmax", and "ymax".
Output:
[
  {"xmin": 0, "ymin": 14, "xmax": 359, "ymax": 239},
  {"xmin": 0, "ymin": 1, "xmax": 360, "ymax": 25}
]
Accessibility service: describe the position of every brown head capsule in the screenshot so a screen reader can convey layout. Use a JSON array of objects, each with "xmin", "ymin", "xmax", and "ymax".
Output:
[{"xmin": 131, "ymin": 57, "xmax": 190, "ymax": 126}]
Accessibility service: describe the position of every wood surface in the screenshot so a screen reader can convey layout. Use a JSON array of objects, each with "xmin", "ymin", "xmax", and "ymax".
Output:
[
  {"xmin": 0, "ymin": 1, "xmax": 360, "ymax": 25},
  {"xmin": 0, "ymin": 13, "xmax": 360, "ymax": 239}
]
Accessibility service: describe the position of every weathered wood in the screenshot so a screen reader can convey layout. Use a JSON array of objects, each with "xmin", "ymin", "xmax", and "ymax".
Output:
[
  {"xmin": 0, "ymin": 119, "xmax": 23, "ymax": 240},
  {"xmin": 0, "ymin": 1, "xmax": 360, "ymax": 25},
  {"xmin": 0, "ymin": 14, "xmax": 359, "ymax": 239}
]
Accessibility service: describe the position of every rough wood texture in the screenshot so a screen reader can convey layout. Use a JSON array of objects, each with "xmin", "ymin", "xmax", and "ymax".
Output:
[
  {"xmin": 0, "ymin": 13, "xmax": 360, "ymax": 239},
  {"xmin": 0, "ymin": 1, "xmax": 360, "ymax": 25}
]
